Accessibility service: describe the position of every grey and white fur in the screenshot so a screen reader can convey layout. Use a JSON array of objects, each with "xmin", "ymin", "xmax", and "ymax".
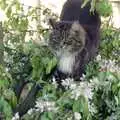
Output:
[{"xmin": 49, "ymin": 0, "xmax": 101, "ymax": 80}]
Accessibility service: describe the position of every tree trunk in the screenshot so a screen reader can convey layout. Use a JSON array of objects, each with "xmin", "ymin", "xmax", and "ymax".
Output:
[{"xmin": 14, "ymin": 83, "xmax": 42, "ymax": 117}]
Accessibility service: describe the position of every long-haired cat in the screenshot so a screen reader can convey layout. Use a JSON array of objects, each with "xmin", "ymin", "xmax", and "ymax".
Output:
[{"xmin": 49, "ymin": 0, "xmax": 101, "ymax": 80}]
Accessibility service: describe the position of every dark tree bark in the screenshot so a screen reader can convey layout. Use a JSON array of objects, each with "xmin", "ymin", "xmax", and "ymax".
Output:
[
  {"xmin": 14, "ymin": 80, "xmax": 31, "ymax": 101},
  {"xmin": 14, "ymin": 83, "xmax": 42, "ymax": 117}
]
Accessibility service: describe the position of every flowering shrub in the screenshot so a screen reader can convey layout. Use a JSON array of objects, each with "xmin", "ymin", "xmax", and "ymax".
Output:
[
  {"xmin": 0, "ymin": 0, "xmax": 120, "ymax": 119},
  {"xmin": 1, "ymin": 21, "xmax": 120, "ymax": 120},
  {"xmin": 11, "ymin": 54, "xmax": 120, "ymax": 120}
]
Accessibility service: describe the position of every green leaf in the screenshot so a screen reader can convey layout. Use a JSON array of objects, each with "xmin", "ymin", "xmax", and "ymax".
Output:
[
  {"xmin": 0, "ymin": 0, "xmax": 7, "ymax": 10},
  {"xmin": 73, "ymin": 96, "xmax": 89, "ymax": 119},
  {"xmin": 46, "ymin": 57, "xmax": 57, "ymax": 74},
  {"xmin": 16, "ymin": 1, "xmax": 21, "ymax": 11},
  {"xmin": 0, "ymin": 79, "xmax": 9, "ymax": 89},
  {"xmin": 40, "ymin": 112, "xmax": 50, "ymax": 120},
  {"xmin": 96, "ymin": 0, "xmax": 112, "ymax": 17},
  {"xmin": 73, "ymin": 99, "xmax": 81, "ymax": 112},
  {"xmin": 3, "ymin": 89, "xmax": 17, "ymax": 108},
  {"xmin": 6, "ymin": 6, "xmax": 12, "ymax": 18},
  {"xmin": 47, "ymin": 112, "xmax": 55, "ymax": 120},
  {"xmin": 0, "ymin": 97, "xmax": 12, "ymax": 120}
]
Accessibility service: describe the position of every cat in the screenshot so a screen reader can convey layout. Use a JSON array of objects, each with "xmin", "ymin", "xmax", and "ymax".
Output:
[
  {"xmin": 49, "ymin": 20, "xmax": 88, "ymax": 80},
  {"xmin": 49, "ymin": 0, "xmax": 101, "ymax": 80}
]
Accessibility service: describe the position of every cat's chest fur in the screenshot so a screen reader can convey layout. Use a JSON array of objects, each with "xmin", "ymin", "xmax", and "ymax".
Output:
[{"xmin": 57, "ymin": 51, "xmax": 76, "ymax": 74}]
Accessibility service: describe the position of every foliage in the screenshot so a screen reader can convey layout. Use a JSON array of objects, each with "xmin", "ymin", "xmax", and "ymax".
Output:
[
  {"xmin": 92, "ymin": 72, "xmax": 120, "ymax": 120},
  {"xmin": 0, "ymin": 0, "xmax": 120, "ymax": 120},
  {"xmin": 0, "ymin": 66, "xmax": 13, "ymax": 120},
  {"xmin": 100, "ymin": 25, "xmax": 120, "ymax": 63},
  {"xmin": 17, "ymin": 55, "xmax": 120, "ymax": 120},
  {"xmin": 29, "ymin": 44, "xmax": 57, "ymax": 81},
  {"xmin": 82, "ymin": 0, "xmax": 112, "ymax": 17}
]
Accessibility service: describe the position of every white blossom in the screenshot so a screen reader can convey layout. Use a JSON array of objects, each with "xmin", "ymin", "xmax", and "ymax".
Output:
[
  {"xmin": 35, "ymin": 100, "xmax": 58, "ymax": 113},
  {"xmin": 67, "ymin": 117, "xmax": 73, "ymax": 120},
  {"xmin": 69, "ymin": 82, "xmax": 77, "ymax": 90},
  {"xmin": 12, "ymin": 113, "xmax": 19, "ymax": 120},
  {"xmin": 52, "ymin": 77, "xmax": 58, "ymax": 88},
  {"xmin": 88, "ymin": 103, "xmax": 97, "ymax": 115},
  {"xmin": 27, "ymin": 108, "xmax": 34, "ymax": 115},
  {"xmin": 80, "ymin": 74, "xmax": 86, "ymax": 81},
  {"xmin": 74, "ymin": 112, "xmax": 82, "ymax": 120},
  {"xmin": 70, "ymin": 81, "xmax": 93, "ymax": 100},
  {"xmin": 97, "ymin": 57, "xmax": 120, "ymax": 74},
  {"xmin": 71, "ymin": 87, "xmax": 81, "ymax": 100},
  {"xmin": 35, "ymin": 100, "xmax": 44, "ymax": 112},
  {"xmin": 61, "ymin": 78, "xmax": 74, "ymax": 89},
  {"xmin": 96, "ymin": 54, "xmax": 101, "ymax": 61}
]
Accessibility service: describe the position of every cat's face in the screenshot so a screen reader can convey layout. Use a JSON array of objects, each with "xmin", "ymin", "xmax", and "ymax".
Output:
[{"xmin": 49, "ymin": 19, "xmax": 86, "ymax": 55}]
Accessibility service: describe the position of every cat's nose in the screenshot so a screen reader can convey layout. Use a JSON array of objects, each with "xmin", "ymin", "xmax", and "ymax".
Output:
[
  {"xmin": 60, "ymin": 43, "xmax": 65, "ymax": 49},
  {"xmin": 63, "ymin": 46, "xmax": 66, "ymax": 49}
]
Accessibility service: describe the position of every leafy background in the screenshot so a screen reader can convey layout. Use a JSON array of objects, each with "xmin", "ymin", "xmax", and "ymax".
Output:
[{"xmin": 0, "ymin": 0, "xmax": 120, "ymax": 120}]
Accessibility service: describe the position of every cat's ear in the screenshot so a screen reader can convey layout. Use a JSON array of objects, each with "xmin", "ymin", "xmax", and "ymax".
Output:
[
  {"xmin": 49, "ymin": 18, "xmax": 57, "ymax": 29},
  {"xmin": 70, "ymin": 21, "xmax": 86, "ymax": 36}
]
